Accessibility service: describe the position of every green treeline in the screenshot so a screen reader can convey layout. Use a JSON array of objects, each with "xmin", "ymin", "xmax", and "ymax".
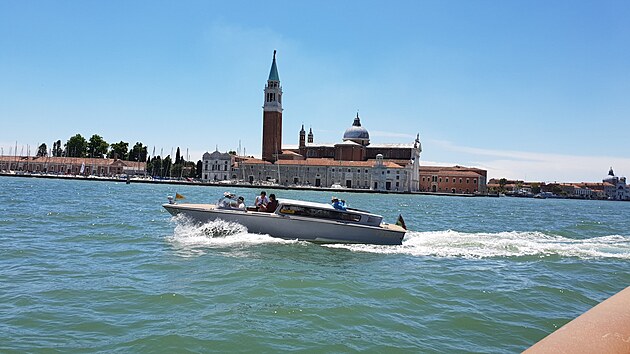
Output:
[{"xmin": 35, "ymin": 134, "xmax": 202, "ymax": 179}]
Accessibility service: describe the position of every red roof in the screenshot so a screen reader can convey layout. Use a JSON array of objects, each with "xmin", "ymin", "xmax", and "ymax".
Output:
[
  {"xmin": 272, "ymin": 158, "xmax": 404, "ymax": 168},
  {"xmin": 0, "ymin": 156, "xmax": 145, "ymax": 167},
  {"xmin": 240, "ymin": 158, "xmax": 272, "ymax": 165}
]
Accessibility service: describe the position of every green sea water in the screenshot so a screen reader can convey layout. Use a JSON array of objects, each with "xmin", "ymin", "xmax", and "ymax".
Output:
[{"xmin": 1, "ymin": 176, "xmax": 629, "ymax": 352}]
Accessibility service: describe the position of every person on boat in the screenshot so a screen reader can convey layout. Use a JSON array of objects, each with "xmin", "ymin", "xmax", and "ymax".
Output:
[
  {"xmin": 261, "ymin": 194, "xmax": 278, "ymax": 213},
  {"xmin": 219, "ymin": 192, "xmax": 237, "ymax": 208},
  {"xmin": 331, "ymin": 196, "xmax": 347, "ymax": 211},
  {"xmin": 237, "ymin": 196, "xmax": 246, "ymax": 210},
  {"xmin": 254, "ymin": 191, "xmax": 269, "ymax": 211}
]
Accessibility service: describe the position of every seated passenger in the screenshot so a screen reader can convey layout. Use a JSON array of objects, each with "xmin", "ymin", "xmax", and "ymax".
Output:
[
  {"xmin": 331, "ymin": 196, "xmax": 347, "ymax": 211},
  {"xmin": 261, "ymin": 194, "xmax": 278, "ymax": 213},
  {"xmin": 254, "ymin": 191, "xmax": 269, "ymax": 211},
  {"xmin": 237, "ymin": 196, "xmax": 246, "ymax": 210},
  {"xmin": 219, "ymin": 192, "xmax": 237, "ymax": 208}
]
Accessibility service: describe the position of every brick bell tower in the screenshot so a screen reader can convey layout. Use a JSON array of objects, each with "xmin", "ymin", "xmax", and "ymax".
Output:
[{"xmin": 262, "ymin": 50, "xmax": 283, "ymax": 162}]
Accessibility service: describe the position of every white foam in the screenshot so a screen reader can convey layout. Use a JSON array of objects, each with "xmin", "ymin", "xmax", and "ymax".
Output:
[
  {"xmin": 165, "ymin": 215, "xmax": 297, "ymax": 257},
  {"xmin": 324, "ymin": 230, "xmax": 630, "ymax": 259},
  {"xmin": 166, "ymin": 214, "xmax": 630, "ymax": 259}
]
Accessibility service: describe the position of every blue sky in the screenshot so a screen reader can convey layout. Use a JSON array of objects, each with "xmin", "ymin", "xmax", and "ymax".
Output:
[{"xmin": 1, "ymin": 1, "xmax": 629, "ymax": 182}]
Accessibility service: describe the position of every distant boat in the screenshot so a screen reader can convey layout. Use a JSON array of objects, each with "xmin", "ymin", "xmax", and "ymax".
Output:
[
  {"xmin": 534, "ymin": 191, "xmax": 561, "ymax": 199},
  {"xmin": 163, "ymin": 193, "xmax": 406, "ymax": 245}
]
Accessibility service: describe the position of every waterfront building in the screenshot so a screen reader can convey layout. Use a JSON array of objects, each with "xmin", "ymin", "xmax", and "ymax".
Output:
[
  {"xmin": 239, "ymin": 155, "xmax": 411, "ymax": 190},
  {"xmin": 487, "ymin": 168, "xmax": 629, "ymax": 200},
  {"xmin": 237, "ymin": 51, "xmax": 425, "ymax": 192},
  {"xmin": 200, "ymin": 150, "xmax": 236, "ymax": 182},
  {"xmin": 240, "ymin": 113, "xmax": 422, "ymax": 191},
  {"xmin": 601, "ymin": 167, "xmax": 629, "ymax": 200},
  {"xmin": 572, "ymin": 184, "xmax": 594, "ymax": 199},
  {"xmin": 544, "ymin": 168, "xmax": 628, "ymax": 200},
  {"xmin": 0, "ymin": 156, "xmax": 145, "ymax": 176},
  {"xmin": 419, "ymin": 166, "xmax": 488, "ymax": 194}
]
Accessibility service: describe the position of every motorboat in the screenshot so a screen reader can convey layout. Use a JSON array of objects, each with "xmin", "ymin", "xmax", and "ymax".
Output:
[{"xmin": 163, "ymin": 193, "xmax": 406, "ymax": 245}]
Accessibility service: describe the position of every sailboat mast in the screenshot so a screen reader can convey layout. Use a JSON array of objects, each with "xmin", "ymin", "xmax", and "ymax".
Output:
[{"xmin": 275, "ymin": 141, "xmax": 280, "ymax": 184}]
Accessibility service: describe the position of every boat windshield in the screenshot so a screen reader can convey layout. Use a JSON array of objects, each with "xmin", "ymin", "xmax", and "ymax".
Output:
[{"xmin": 278, "ymin": 204, "xmax": 361, "ymax": 222}]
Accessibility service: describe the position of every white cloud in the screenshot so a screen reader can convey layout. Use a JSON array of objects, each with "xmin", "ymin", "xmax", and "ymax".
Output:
[
  {"xmin": 370, "ymin": 131, "xmax": 416, "ymax": 139},
  {"xmin": 425, "ymin": 139, "xmax": 630, "ymax": 182}
]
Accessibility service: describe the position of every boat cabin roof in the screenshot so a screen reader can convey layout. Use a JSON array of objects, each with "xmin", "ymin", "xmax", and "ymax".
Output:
[
  {"xmin": 276, "ymin": 198, "xmax": 337, "ymax": 210},
  {"xmin": 276, "ymin": 198, "xmax": 383, "ymax": 225}
]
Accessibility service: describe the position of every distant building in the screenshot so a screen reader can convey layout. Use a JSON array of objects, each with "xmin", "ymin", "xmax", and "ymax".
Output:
[
  {"xmin": 0, "ymin": 156, "xmax": 145, "ymax": 176},
  {"xmin": 488, "ymin": 167, "xmax": 629, "ymax": 200},
  {"xmin": 200, "ymin": 150, "xmax": 236, "ymax": 182},
  {"xmin": 239, "ymin": 155, "xmax": 415, "ymax": 190},
  {"xmin": 237, "ymin": 51, "xmax": 424, "ymax": 192},
  {"xmin": 601, "ymin": 167, "xmax": 628, "ymax": 200},
  {"xmin": 419, "ymin": 166, "xmax": 488, "ymax": 194}
]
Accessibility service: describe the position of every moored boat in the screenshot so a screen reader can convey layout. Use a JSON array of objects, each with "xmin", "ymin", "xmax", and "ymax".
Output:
[{"xmin": 163, "ymin": 194, "xmax": 406, "ymax": 245}]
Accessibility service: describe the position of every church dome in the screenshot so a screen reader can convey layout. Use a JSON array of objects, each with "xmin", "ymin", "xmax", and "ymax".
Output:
[
  {"xmin": 342, "ymin": 113, "xmax": 370, "ymax": 145},
  {"xmin": 603, "ymin": 167, "xmax": 617, "ymax": 183}
]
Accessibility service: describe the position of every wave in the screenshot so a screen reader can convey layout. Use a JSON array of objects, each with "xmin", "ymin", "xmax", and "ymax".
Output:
[
  {"xmin": 166, "ymin": 216, "xmax": 630, "ymax": 259},
  {"xmin": 325, "ymin": 230, "xmax": 630, "ymax": 259},
  {"xmin": 165, "ymin": 216, "xmax": 296, "ymax": 256}
]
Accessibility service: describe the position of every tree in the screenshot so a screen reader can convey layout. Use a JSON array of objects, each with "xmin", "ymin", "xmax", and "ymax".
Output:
[
  {"xmin": 129, "ymin": 142, "xmax": 148, "ymax": 162},
  {"xmin": 162, "ymin": 155, "xmax": 172, "ymax": 178},
  {"xmin": 171, "ymin": 163, "xmax": 182, "ymax": 178},
  {"xmin": 531, "ymin": 183, "xmax": 541, "ymax": 194},
  {"xmin": 499, "ymin": 178, "xmax": 508, "ymax": 191},
  {"xmin": 88, "ymin": 134, "xmax": 109, "ymax": 158},
  {"xmin": 52, "ymin": 140, "xmax": 63, "ymax": 157},
  {"xmin": 147, "ymin": 155, "xmax": 161, "ymax": 177},
  {"xmin": 37, "ymin": 143, "xmax": 48, "ymax": 157},
  {"xmin": 108, "ymin": 141, "xmax": 129, "ymax": 160},
  {"xmin": 228, "ymin": 150, "xmax": 236, "ymax": 155},
  {"xmin": 196, "ymin": 160, "xmax": 202, "ymax": 179},
  {"xmin": 175, "ymin": 147, "xmax": 181, "ymax": 165},
  {"xmin": 65, "ymin": 134, "xmax": 88, "ymax": 157},
  {"xmin": 186, "ymin": 161, "xmax": 197, "ymax": 178}
]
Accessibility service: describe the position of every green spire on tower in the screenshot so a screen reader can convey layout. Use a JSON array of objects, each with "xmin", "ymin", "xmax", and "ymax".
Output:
[{"xmin": 268, "ymin": 50, "xmax": 280, "ymax": 81}]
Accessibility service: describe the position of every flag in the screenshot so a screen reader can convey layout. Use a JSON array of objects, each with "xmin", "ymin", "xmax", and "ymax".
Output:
[
  {"xmin": 175, "ymin": 193, "xmax": 185, "ymax": 200},
  {"xmin": 396, "ymin": 214, "xmax": 407, "ymax": 230}
]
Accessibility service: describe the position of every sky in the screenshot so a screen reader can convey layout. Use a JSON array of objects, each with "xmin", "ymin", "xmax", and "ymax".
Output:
[{"xmin": 1, "ymin": 1, "xmax": 629, "ymax": 182}]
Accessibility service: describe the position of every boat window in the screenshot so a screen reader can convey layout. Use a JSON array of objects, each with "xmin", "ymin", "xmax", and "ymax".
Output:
[{"xmin": 279, "ymin": 205, "xmax": 361, "ymax": 222}]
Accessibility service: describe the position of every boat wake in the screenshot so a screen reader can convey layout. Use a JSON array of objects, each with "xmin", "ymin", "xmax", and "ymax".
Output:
[
  {"xmin": 325, "ymin": 230, "xmax": 630, "ymax": 260},
  {"xmin": 165, "ymin": 215, "xmax": 296, "ymax": 256},
  {"xmin": 165, "ymin": 214, "xmax": 630, "ymax": 260}
]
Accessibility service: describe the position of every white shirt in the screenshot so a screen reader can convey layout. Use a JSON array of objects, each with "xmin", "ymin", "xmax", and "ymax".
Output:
[{"xmin": 255, "ymin": 195, "xmax": 269, "ymax": 207}]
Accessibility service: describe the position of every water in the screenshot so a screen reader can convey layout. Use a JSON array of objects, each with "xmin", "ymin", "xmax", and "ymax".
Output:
[{"xmin": 1, "ymin": 176, "xmax": 629, "ymax": 352}]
